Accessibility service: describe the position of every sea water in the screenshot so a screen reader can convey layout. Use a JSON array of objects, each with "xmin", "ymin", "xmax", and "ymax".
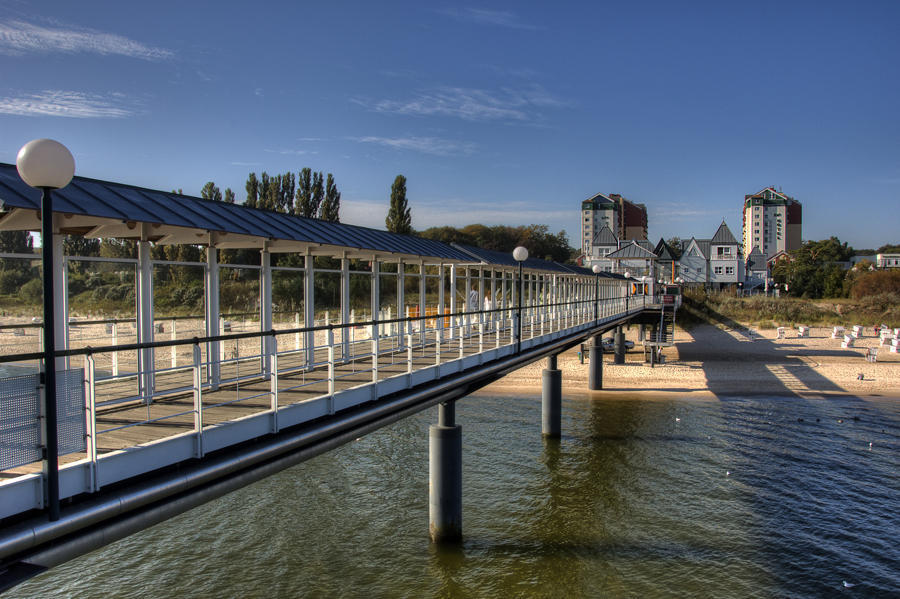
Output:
[{"xmin": 10, "ymin": 392, "xmax": 899, "ymax": 598}]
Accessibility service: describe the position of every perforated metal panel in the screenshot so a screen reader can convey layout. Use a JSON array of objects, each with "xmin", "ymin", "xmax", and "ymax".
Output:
[
  {"xmin": 0, "ymin": 373, "xmax": 41, "ymax": 470},
  {"xmin": 0, "ymin": 369, "xmax": 85, "ymax": 470},
  {"xmin": 57, "ymin": 369, "xmax": 86, "ymax": 457}
]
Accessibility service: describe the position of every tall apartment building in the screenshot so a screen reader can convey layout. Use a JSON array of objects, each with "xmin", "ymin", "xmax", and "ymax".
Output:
[
  {"xmin": 580, "ymin": 192, "xmax": 648, "ymax": 254},
  {"xmin": 741, "ymin": 187, "xmax": 802, "ymax": 259}
]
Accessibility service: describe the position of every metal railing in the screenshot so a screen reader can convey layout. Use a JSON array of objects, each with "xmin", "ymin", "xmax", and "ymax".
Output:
[{"xmin": 1, "ymin": 292, "xmax": 646, "ymax": 493}]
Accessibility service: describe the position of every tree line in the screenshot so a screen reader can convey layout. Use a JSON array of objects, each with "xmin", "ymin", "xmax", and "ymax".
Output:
[{"xmin": 771, "ymin": 237, "xmax": 900, "ymax": 299}]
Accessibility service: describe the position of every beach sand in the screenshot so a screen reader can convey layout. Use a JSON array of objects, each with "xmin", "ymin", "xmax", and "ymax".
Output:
[{"xmin": 485, "ymin": 324, "xmax": 900, "ymax": 400}]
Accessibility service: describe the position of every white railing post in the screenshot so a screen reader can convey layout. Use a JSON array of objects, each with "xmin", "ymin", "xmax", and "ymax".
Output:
[
  {"xmin": 372, "ymin": 321, "xmax": 379, "ymax": 382},
  {"xmin": 192, "ymin": 343, "xmax": 203, "ymax": 458},
  {"xmin": 84, "ymin": 354, "xmax": 99, "ymax": 492},
  {"xmin": 327, "ymin": 328, "xmax": 335, "ymax": 412},
  {"xmin": 407, "ymin": 333, "xmax": 414, "ymax": 373},
  {"xmin": 270, "ymin": 336, "xmax": 279, "ymax": 432},
  {"xmin": 478, "ymin": 322, "xmax": 484, "ymax": 353},
  {"xmin": 294, "ymin": 312, "xmax": 301, "ymax": 351},
  {"xmin": 111, "ymin": 322, "xmax": 118, "ymax": 377},
  {"xmin": 458, "ymin": 321, "xmax": 464, "ymax": 358},
  {"xmin": 170, "ymin": 318, "xmax": 177, "ymax": 369},
  {"xmin": 436, "ymin": 321, "xmax": 442, "ymax": 365}
]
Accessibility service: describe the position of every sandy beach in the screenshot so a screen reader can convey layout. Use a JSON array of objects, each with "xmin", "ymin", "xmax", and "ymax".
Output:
[{"xmin": 486, "ymin": 324, "xmax": 900, "ymax": 400}]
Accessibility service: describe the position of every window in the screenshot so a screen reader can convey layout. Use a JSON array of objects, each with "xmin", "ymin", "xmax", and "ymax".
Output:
[
  {"xmin": 717, "ymin": 247, "xmax": 732, "ymax": 257},
  {"xmin": 725, "ymin": 266, "xmax": 734, "ymax": 275},
  {"xmin": 714, "ymin": 266, "xmax": 723, "ymax": 275}
]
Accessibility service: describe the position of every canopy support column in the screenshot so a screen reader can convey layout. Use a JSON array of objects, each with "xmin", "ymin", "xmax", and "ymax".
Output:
[
  {"xmin": 397, "ymin": 260, "xmax": 405, "ymax": 349},
  {"xmin": 419, "ymin": 261, "xmax": 426, "ymax": 347},
  {"xmin": 449, "ymin": 264, "xmax": 457, "ymax": 340},
  {"xmin": 205, "ymin": 244, "xmax": 220, "ymax": 389},
  {"xmin": 304, "ymin": 253, "xmax": 315, "ymax": 367},
  {"xmin": 340, "ymin": 255, "xmax": 350, "ymax": 362},
  {"xmin": 137, "ymin": 237, "xmax": 154, "ymax": 402},
  {"xmin": 260, "ymin": 248, "xmax": 272, "ymax": 377},
  {"xmin": 52, "ymin": 229, "xmax": 67, "ymax": 371}
]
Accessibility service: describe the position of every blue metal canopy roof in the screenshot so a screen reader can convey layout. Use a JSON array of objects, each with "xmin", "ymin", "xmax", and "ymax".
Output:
[
  {"xmin": 0, "ymin": 163, "xmax": 475, "ymax": 262},
  {"xmin": 451, "ymin": 243, "xmax": 589, "ymax": 275}
]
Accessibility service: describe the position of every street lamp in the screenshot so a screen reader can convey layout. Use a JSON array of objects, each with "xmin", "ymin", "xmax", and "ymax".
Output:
[
  {"xmin": 512, "ymin": 246, "xmax": 528, "ymax": 352},
  {"xmin": 592, "ymin": 264, "xmax": 601, "ymax": 321},
  {"xmin": 16, "ymin": 138, "xmax": 75, "ymax": 522}
]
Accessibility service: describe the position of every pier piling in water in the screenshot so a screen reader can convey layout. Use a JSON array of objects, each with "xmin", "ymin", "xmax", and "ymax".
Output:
[
  {"xmin": 430, "ymin": 401, "xmax": 462, "ymax": 543},
  {"xmin": 588, "ymin": 335, "xmax": 603, "ymax": 390},
  {"xmin": 614, "ymin": 326, "xmax": 626, "ymax": 365},
  {"xmin": 542, "ymin": 354, "xmax": 562, "ymax": 437}
]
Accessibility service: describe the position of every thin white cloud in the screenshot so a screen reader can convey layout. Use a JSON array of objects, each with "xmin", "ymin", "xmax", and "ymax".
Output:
[
  {"xmin": 363, "ymin": 85, "xmax": 565, "ymax": 122},
  {"xmin": 230, "ymin": 161, "xmax": 263, "ymax": 167},
  {"xmin": 264, "ymin": 148, "xmax": 318, "ymax": 156},
  {"xmin": 0, "ymin": 20, "xmax": 172, "ymax": 60},
  {"xmin": 0, "ymin": 90, "xmax": 134, "ymax": 118},
  {"xmin": 438, "ymin": 8, "xmax": 539, "ymax": 30},
  {"xmin": 353, "ymin": 136, "xmax": 475, "ymax": 156}
]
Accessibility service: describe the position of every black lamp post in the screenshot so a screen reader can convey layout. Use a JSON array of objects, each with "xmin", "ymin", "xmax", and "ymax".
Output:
[
  {"xmin": 17, "ymin": 138, "xmax": 75, "ymax": 522},
  {"xmin": 512, "ymin": 246, "xmax": 528, "ymax": 353},
  {"xmin": 592, "ymin": 264, "xmax": 601, "ymax": 321}
]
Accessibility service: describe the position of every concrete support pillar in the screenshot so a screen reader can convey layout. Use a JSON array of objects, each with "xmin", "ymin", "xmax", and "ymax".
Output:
[
  {"xmin": 340, "ymin": 255, "xmax": 350, "ymax": 361},
  {"xmin": 304, "ymin": 253, "xmax": 315, "ymax": 366},
  {"xmin": 542, "ymin": 354, "xmax": 562, "ymax": 437},
  {"xmin": 614, "ymin": 325, "xmax": 626, "ymax": 365},
  {"xmin": 638, "ymin": 323, "xmax": 645, "ymax": 345},
  {"xmin": 430, "ymin": 401, "xmax": 462, "ymax": 543},
  {"xmin": 260, "ymin": 249, "xmax": 273, "ymax": 376},
  {"xmin": 205, "ymin": 244, "xmax": 220, "ymax": 389},
  {"xmin": 588, "ymin": 335, "xmax": 603, "ymax": 390}
]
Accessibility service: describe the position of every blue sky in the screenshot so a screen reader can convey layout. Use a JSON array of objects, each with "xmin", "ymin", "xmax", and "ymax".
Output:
[{"xmin": 1, "ymin": 0, "xmax": 898, "ymax": 250}]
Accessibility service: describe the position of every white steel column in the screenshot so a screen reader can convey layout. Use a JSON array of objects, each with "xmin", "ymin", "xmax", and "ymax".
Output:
[
  {"xmin": 340, "ymin": 254, "xmax": 350, "ymax": 361},
  {"xmin": 371, "ymin": 258, "xmax": 380, "ymax": 353},
  {"xmin": 397, "ymin": 259, "xmax": 405, "ymax": 348},
  {"xmin": 205, "ymin": 243, "xmax": 220, "ymax": 389},
  {"xmin": 419, "ymin": 261, "xmax": 427, "ymax": 346},
  {"xmin": 304, "ymin": 253, "xmax": 315, "ymax": 366},
  {"xmin": 437, "ymin": 263, "xmax": 445, "ymax": 346},
  {"xmin": 137, "ymin": 236, "xmax": 154, "ymax": 401},
  {"xmin": 260, "ymin": 248, "xmax": 273, "ymax": 377},
  {"xmin": 52, "ymin": 229, "xmax": 67, "ymax": 370},
  {"xmin": 449, "ymin": 263, "xmax": 457, "ymax": 340}
]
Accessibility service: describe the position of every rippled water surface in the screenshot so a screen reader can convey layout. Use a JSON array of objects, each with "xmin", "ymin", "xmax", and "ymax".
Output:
[{"xmin": 11, "ymin": 392, "xmax": 900, "ymax": 598}]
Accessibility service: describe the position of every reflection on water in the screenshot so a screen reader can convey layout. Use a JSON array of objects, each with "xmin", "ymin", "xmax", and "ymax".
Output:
[{"xmin": 12, "ymin": 392, "xmax": 900, "ymax": 598}]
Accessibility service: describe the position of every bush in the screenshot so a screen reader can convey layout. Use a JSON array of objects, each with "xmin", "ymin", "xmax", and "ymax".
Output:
[
  {"xmin": 850, "ymin": 270, "xmax": 900, "ymax": 299},
  {"xmin": 0, "ymin": 269, "xmax": 30, "ymax": 295},
  {"xmin": 18, "ymin": 278, "xmax": 43, "ymax": 304}
]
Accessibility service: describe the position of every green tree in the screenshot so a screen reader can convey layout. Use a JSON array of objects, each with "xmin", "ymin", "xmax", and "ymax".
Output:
[
  {"xmin": 295, "ymin": 168, "xmax": 318, "ymax": 218},
  {"xmin": 224, "ymin": 188, "xmax": 235, "ymax": 204},
  {"xmin": 665, "ymin": 237, "xmax": 684, "ymax": 260},
  {"xmin": 385, "ymin": 175, "xmax": 412, "ymax": 234},
  {"xmin": 201, "ymin": 181, "xmax": 223, "ymax": 202},
  {"xmin": 245, "ymin": 173, "xmax": 259, "ymax": 208},
  {"xmin": 320, "ymin": 173, "xmax": 341, "ymax": 222},
  {"xmin": 772, "ymin": 237, "xmax": 854, "ymax": 298},
  {"xmin": 0, "ymin": 230, "xmax": 33, "ymax": 255}
]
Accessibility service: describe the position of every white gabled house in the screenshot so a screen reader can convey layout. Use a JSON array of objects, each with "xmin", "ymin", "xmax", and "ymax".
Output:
[{"xmin": 677, "ymin": 221, "xmax": 743, "ymax": 289}]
